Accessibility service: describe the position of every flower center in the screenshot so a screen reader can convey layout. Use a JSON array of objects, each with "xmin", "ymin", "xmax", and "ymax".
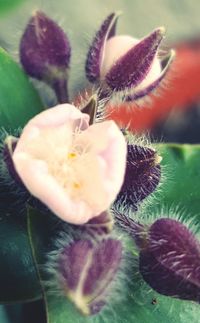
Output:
[{"xmin": 27, "ymin": 125, "xmax": 107, "ymax": 212}]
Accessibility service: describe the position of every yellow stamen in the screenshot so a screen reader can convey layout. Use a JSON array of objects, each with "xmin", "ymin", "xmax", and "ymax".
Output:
[
  {"xmin": 73, "ymin": 182, "xmax": 81, "ymax": 189},
  {"xmin": 68, "ymin": 152, "xmax": 77, "ymax": 159}
]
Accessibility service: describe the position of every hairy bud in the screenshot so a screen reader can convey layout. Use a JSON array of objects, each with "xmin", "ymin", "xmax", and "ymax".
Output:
[
  {"xmin": 20, "ymin": 11, "xmax": 71, "ymax": 103},
  {"xmin": 58, "ymin": 238, "xmax": 122, "ymax": 315}
]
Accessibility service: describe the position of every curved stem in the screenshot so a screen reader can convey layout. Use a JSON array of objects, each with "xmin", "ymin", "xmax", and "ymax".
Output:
[{"xmin": 52, "ymin": 78, "xmax": 69, "ymax": 104}]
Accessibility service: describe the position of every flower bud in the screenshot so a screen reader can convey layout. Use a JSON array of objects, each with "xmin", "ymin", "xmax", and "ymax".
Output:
[
  {"xmin": 139, "ymin": 218, "xmax": 200, "ymax": 302},
  {"xmin": 20, "ymin": 11, "xmax": 71, "ymax": 103},
  {"xmin": 58, "ymin": 238, "xmax": 122, "ymax": 315},
  {"xmin": 86, "ymin": 13, "xmax": 175, "ymax": 101},
  {"xmin": 104, "ymin": 29, "xmax": 164, "ymax": 91},
  {"xmin": 116, "ymin": 144, "xmax": 161, "ymax": 211}
]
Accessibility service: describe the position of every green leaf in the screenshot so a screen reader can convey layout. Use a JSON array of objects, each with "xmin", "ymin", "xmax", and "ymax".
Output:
[
  {"xmin": 0, "ymin": 0, "xmax": 25, "ymax": 15},
  {"xmin": 0, "ymin": 48, "xmax": 43, "ymax": 130},
  {"xmin": 0, "ymin": 214, "xmax": 42, "ymax": 303},
  {"xmin": 27, "ymin": 143, "xmax": 200, "ymax": 323},
  {"xmin": 151, "ymin": 143, "xmax": 200, "ymax": 218}
]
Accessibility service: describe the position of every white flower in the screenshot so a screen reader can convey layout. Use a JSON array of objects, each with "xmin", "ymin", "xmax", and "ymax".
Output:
[{"xmin": 12, "ymin": 104, "xmax": 127, "ymax": 224}]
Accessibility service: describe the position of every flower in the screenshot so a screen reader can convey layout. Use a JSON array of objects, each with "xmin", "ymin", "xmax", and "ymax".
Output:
[
  {"xmin": 86, "ymin": 13, "xmax": 175, "ymax": 101},
  {"xmin": 12, "ymin": 104, "xmax": 127, "ymax": 224}
]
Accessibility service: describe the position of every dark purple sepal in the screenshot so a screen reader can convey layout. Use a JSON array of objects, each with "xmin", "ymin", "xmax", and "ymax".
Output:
[
  {"xmin": 3, "ymin": 136, "xmax": 24, "ymax": 187},
  {"xmin": 139, "ymin": 218, "xmax": 200, "ymax": 302},
  {"xmin": 125, "ymin": 49, "xmax": 175, "ymax": 101},
  {"xmin": 84, "ymin": 211, "xmax": 114, "ymax": 235},
  {"xmin": 114, "ymin": 211, "xmax": 147, "ymax": 248},
  {"xmin": 20, "ymin": 11, "xmax": 71, "ymax": 102},
  {"xmin": 81, "ymin": 95, "xmax": 97, "ymax": 125},
  {"xmin": 58, "ymin": 238, "xmax": 122, "ymax": 315},
  {"xmin": 116, "ymin": 144, "xmax": 161, "ymax": 211},
  {"xmin": 85, "ymin": 12, "xmax": 120, "ymax": 83},
  {"xmin": 106, "ymin": 27, "xmax": 165, "ymax": 91}
]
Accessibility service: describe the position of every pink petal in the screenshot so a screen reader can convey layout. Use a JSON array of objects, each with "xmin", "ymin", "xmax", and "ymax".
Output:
[
  {"xmin": 30, "ymin": 104, "xmax": 89, "ymax": 128},
  {"xmin": 15, "ymin": 104, "xmax": 89, "ymax": 154},
  {"xmin": 81, "ymin": 120, "xmax": 127, "ymax": 203},
  {"xmin": 13, "ymin": 152, "xmax": 93, "ymax": 224}
]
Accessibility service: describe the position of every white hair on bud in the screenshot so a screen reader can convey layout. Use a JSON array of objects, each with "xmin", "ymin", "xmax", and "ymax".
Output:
[{"xmin": 43, "ymin": 222, "xmax": 136, "ymax": 319}]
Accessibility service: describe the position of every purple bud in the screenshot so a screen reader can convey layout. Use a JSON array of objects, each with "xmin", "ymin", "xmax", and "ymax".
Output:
[
  {"xmin": 116, "ymin": 144, "xmax": 161, "ymax": 211},
  {"xmin": 58, "ymin": 238, "xmax": 122, "ymax": 315},
  {"xmin": 105, "ymin": 27, "xmax": 165, "ymax": 92},
  {"xmin": 125, "ymin": 49, "xmax": 175, "ymax": 101},
  {"xmin": 139, "ymin": 218, "xmax": 200, "ymax": 302},
  {"xmin": 85, "ymin": 12, "xmax": 120, "ymax": 83},
  {"xmin": 20, "ymin": 11, "xmax": 71, "ymax": 103}
]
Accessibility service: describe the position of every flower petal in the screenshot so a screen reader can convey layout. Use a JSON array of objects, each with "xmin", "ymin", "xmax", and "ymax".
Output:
[
  {"xmin": 12, "ymin": 152, "xmax": 93, "ymax": 224},
  {"xmin": 14, "ymin": 104, "xmax": 89, "ymax": 154},
  {"xmin": 80, "ymin": 120, "xmax": 127, "ymax": 204}
]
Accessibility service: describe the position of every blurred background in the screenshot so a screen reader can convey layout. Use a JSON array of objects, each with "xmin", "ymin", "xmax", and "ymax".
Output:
[{"xmin": 0, "ymin": 1, "xmax": 200, "ymax": 322}]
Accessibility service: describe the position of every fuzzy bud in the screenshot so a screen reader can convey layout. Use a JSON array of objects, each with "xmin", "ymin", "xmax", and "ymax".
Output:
[
  {"xmin": 139, "ymin": 218, "xmax": 200, "ymax": 302},
  {"xmin": 58, "ymin": 238, "xmax": 122, "ymax": 315},
  {"xmin": 86, "ymin": 13, "xmax": 174, "ymax": 101},
  {"xmin": 20, "ymin": 11, "xmax": 71, "ymax": 103},
  {"xmin": 116, "ymin": 144, "xmax": 161, "ymax": 211}
]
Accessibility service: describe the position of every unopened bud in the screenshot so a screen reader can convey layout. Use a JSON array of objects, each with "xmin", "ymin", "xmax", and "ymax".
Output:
[
  {"xmin": 139, "ymin": 218, "xmax": 200, "ymax": 302},
  {"xmin": 116, "ymin": 144, "xmax": 161, "ymax": 211},
  {"xmin": 58, "ymin": 238, "xmax": 122, "ymax": 315},
  {"xmin": 20, "ymin": 11, "xmax": 71, "ymax": 103},
  {"xmin": 86, "ymin": 13, "xmax": 174, "ymax": 101}
]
